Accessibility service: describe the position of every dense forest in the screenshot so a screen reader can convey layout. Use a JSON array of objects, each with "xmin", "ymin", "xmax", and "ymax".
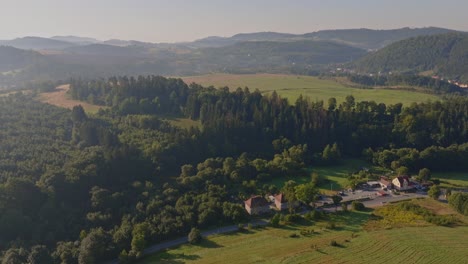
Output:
[
  {"xmin": 0, "ymin": 75, "xmax": 467, "ymax": 263},
  {"xmin": 351, "ymin": 33, "xmax": 468, "ymax": 82}
]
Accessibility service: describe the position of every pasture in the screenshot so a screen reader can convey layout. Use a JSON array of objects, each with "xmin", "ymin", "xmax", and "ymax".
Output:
[
  {"xmin": 181, "ymin": 74, "xmax": 440, "ymax": 106},
  {"xmin": 140, "ymin": 200, "xmax": 468, "ymax": 264}
]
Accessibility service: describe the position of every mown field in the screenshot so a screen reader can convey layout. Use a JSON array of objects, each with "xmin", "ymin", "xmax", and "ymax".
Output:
[
  {"xmin": 181, "ymin": 74, "xmax": 440, "ymax": 106},
  {"xmin": 37, "ymin": 84, "xmax": 105, "ymax": 113},
  {"xmin": 140, "ymin": 199, "xmax": 468, "ymax": 264}
]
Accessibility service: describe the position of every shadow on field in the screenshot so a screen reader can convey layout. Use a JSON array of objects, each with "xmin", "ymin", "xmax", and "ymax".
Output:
[
  {"xmin": 199, "ymin": 239, "xmax": 223, "ymax": 248},
  {"xmin": 153, "ymin": 252, "xmax": 201, "ymax": 264}
]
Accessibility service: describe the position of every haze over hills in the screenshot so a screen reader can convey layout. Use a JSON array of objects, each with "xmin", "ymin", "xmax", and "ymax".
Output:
[
  {"xmin": 1, "ymin": 27, "xmax": 467, "ymax": 87},
  {"xmin": 0, "ymin": 27, "xmax": 459, "ymax": 51},
  {"xmin": 0, "ymin": 37, "xmax": 76, "ymax": 50},
  {"xmin": 190, "ymin": 27, "xmax": 457, "ymax": 50},
  {"xmin": 352, "ymin": 33, "xmax": 468, "ymax": 82},
  {"xmin": 50, "ymin": 36, "xmax": 100, "ymax": 45},
  {"xmin": 0, "ymin": 46, "xmax": 44, "ymax": 72}
]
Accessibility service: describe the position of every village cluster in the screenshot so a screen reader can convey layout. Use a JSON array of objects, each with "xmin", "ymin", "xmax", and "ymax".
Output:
[{"xmin": 244, "ymin": 175, "xmax": 430, "ymax": 215}]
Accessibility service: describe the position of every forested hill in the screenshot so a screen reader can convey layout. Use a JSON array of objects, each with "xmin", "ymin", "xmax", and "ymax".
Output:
[
  {"xmin": 351, "ymin": 33, "xmax": 468, "ymax": 82},
  {"xmin": 191, "ymin": 40, "xmax": 367, "ymax": 73},
  {"xmin": 0, "ymin": 46, "xmax": 43, "ymax": 72},
  {"xmin": 303, "ymin": 27, "xmax": 456, "ymax": 50},
  {"xmin": 191, "ymin": 27, "xmax": 456, "ymax": 50}
]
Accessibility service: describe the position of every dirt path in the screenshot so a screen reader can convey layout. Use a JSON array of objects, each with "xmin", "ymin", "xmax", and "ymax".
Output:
[{"xmin": 38, "ymin": 84, "xmax": 105, "ymax": 113}]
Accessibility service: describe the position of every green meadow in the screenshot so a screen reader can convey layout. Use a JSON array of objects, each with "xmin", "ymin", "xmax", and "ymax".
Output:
[{"xmin": 182, "ymin": 74, "xmax": 440, "ymax": 106}]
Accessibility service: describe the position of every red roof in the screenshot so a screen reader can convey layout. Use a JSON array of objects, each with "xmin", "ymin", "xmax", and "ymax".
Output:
[{"xmin": 245, "ymin": 196, "xmax": 269, "ymax": 208}]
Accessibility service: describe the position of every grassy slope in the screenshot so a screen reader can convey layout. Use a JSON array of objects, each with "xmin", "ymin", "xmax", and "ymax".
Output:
[
  {"xmin": 182, "ymin": 74, "xmax": 440, "ymax": 106},
  {"xmin": 141, "ymin": 201, "xmax": 468, "ymax": 264},
  {"xmin": 432, "ymin": 171, "xmax": 468, "ymax": 188},
  {"xmin": 270, "ymin": 159, "xmax": 385, "ymax": 195}
]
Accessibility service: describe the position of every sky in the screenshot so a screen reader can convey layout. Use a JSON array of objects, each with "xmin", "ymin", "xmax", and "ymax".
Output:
[{"xmin": 1, "ymin": 0, "xmax": 467, "ymax": 43}]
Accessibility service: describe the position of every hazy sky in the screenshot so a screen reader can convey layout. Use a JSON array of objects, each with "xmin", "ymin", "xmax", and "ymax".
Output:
[{"xmin": 1, "ymin": 0, "xmax": 467, "ymax": 42}]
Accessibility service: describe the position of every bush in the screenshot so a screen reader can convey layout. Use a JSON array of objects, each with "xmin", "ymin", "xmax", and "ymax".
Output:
[
  {"xmin": 188, "ymin": 228, "xmax": 202, "ymax": 244},
  {"xmin": 351, "ymin": 201, "xmax": 366, "ymax": 211},
  {"xmin": 304, "ymin": 210, "xmax": 322, "ymax": 221},
  {"xmin": 289, "ymin": 233, "xmax": 299, "ymax": 238},
  {"xmin": 284, "ymin": 214, "xmax": 302, "ymax": 223},
  {"xmin": 270, "ymin": 213, "xmax": 281, "ymax": 227},
  {"xmin": 326, "ymin": 221, "xmax": 336, "ymax": 230}
]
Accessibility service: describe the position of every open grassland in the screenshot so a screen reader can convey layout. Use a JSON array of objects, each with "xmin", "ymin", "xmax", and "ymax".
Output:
[
  {"xmin": 432, "ymin": 171, "xmax": 468, "ymax": 189},
  {"xmin": 270, "ymin": 159, "xmax": 386, "ymax": 195},
  {"xmin": 141, "ymin": 202, "xmax": 468, "ymax": 264},
  {"xmin": 181, "ymin": 74, "xmax": 440, "ymax": 106},
  {"xmin": 37, "ymin": 84, "xmax": 105, "ymax": 114}
]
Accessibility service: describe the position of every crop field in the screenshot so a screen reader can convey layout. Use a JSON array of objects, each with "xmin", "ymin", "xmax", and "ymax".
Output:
[
  {"xmin": 140, "ymin": 201, "xmax": 468, "ymax": 264},
  {"xmin": 181, "ymin": 74, "xmax": 440, "ymax": 106}
]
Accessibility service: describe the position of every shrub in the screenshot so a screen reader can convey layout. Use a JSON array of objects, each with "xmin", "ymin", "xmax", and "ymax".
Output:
[
  {"xmin": 284, "ymin": 214, "xmax": 302, "ymax": 223},
  {"xmin": 289, "ymin": 233, "xmax": 299, "ymax": 238},
  {"xmin": 351, "ymin": 201, "xmax": 365, "ymax": 211},
  {"xmin": 326, "ymin": 221, "xmax": 336, "ymax": 230},
  {"xmin": 270, "ymin": 213, "xmax": 281, "ymax": 227},
  {"xmin": 304, "ymin": 210, "xmax": 322, "ymax": 221},
  {"xmin": 188, "ymin": 228, "xmax": 202, "ymax": 244}
]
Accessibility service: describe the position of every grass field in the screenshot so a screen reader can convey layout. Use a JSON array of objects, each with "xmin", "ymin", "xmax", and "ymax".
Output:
[
  {"xmin": 270, "ymin": 159, "xmax": 384, "ymax": 195},
  {"xmin": 140, "ymin": 200, "xmax": 468, "ymax": 264},
  {"xmin": 181, "ymin": 74, "xmax": 440, "ymax": 106},
  {"xmin": 432, "ymin": 171, "xmax": 468, "ymax": 189}
]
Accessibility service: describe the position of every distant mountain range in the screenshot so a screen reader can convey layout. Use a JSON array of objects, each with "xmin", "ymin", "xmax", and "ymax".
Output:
[
  {"xmin": 0, "ymin": 27, "xmax": 459, "ymax": 51},
  {"xmin": 1, "ymin": 27, "xmax": 467, "ymax": 87},
  {"xmin": 352, "ymin": 33, "xmax": 468, "ymax": 82}
]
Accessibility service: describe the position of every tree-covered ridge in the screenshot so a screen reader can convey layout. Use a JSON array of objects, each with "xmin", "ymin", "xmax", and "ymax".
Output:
[
  {"xmin": 192, "ymin": 40, "xmax": 367, "ymax": 72},
  {"xmin": 351, "ymin": 33, "xmax": 468, "ymax": 82},
  {"xmin": 0, "ymin": 46, "xmax": 44, "ymax": 72}
]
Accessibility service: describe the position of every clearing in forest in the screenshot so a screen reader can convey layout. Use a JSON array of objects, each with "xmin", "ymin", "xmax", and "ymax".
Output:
[{"xmin": 38, "ymin": 84, "xmax": 105, "ymax": 113}]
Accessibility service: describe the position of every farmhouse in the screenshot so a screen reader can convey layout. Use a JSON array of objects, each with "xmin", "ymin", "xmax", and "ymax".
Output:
[
  {"xmin": 392, "ymin": 176, "xmax": 415, "ymax": 191},
  {"xmin": 273, "ymin": 193, "xmax": 300, "ymax": 210},
  {"xmin": 244, "ymin": 196, "xmax": 270, "ymax": 215},
  {"xmin": 380, "ymin": 176, "xmax": 393, "ymax": 189}
]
